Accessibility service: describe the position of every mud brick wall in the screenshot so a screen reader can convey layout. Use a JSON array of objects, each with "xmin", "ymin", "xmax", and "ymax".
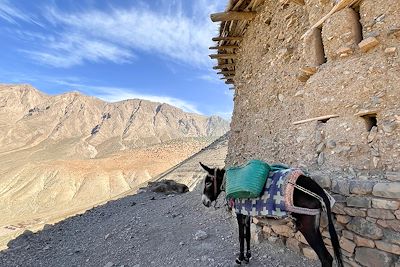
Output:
[{"xmin": 227, "ymin": 0, "xmax": 400, "ymax": 266}]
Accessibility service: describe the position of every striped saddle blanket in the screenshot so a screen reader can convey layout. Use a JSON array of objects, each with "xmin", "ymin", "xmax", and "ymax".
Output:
[{"xmin": 233, "ymin": 168, "xmax": 320, "ymax": 218}]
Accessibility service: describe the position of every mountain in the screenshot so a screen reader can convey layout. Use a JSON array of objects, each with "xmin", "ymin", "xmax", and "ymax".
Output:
[
  {"xmin": 0, "ymin": 84, "xmax": 229, "ymax": 157},
  {"xmin": 0, "ymin": 84, "xmax": 229, "ymax": 249}
]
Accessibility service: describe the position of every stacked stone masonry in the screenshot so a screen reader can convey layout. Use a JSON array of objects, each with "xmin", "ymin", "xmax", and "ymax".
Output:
[{"xmin": 226, "ymin": 0, "xmax": 400, "ymax": 266}]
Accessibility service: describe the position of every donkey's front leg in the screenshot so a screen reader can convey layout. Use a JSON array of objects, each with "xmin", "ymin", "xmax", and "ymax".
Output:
[
  {"xmin": 244, "ymin": 215, "xmax": 251, "ymax": 262},
  {"xmin": 236, "ymin": 213, "xmax": 245, "ymax": 264}
]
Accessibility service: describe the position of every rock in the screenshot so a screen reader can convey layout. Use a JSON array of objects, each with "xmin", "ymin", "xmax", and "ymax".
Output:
[
  {"xmin": 382, "ymin": 120, "xmax": 397, "ymax": 133},
  {"xmin": 250, "ymin": 223, "xmax": 263, "ymax": 244},
  {"xmin": 367, "ymin": 126, "xmax": 377, "ymax": 143},
  {"xmin": 332, "ymin": 203, "xmax": 346, "ymax": 215},
  {"xmin": 286, "ymin": 237, "xmax": 301, "ymax": 253},
  {"xmin": 312, "ymin": 174, "xmax": 331, "ymax": 189},
  {"xmin": 344, "ymin": 207, "xmax": 366, "ymax": 217},
  {"xmin": 326, "ymin": 140, "xmax": 336, "ymax": 149},
  {"xmin": 383, "ymin": 229, "xmax": 400, "ymax": 245},
  {"xmin": 316, "ymin": 142, "xmax": 325, "ymax": 153},
  {"xmin": 386, "ymin": 172, "xmax": 400, "ymax": 182},
  {"xmin": 104, "ymin": 262, "xmax": 114, "ymax": 267},
  {"xmin": 317, "ymin": 152, "xmax": 325, "ymax": 165},
  {"xmin": 302, "ymin": 247, "xmax": 318, "ymax": 260},
  {"xmin": 346, "ymin": 217, "xmax": 383, "ymax": 240},
  {"xmin": 331, "ymin": 180, "xmax": 350, "ymax": 195},
  {"xmin": 194, "ymin": 230, "xmax": 208, "ymax": 240},
  {"xmin": 358, "ymin": 37, "xmax": 380, "ymax": 53},
  {"xmin": 368, "ymin": 209, "xmax": 395, "ymax": 220},
  {"xmin": 371, "ymin": 198, "xmax": 399, "ymax": 210},
  {"xmin": 373, "ymin": 183, "xmax": 400, "ymax": 198},
  {"xmin": 395, "ymin": 210, "xmax": 400, "ymax": 220},
  {"xmin": 293, "ymin": 231, "xmax": 307, "ymax": 246},
  {"xmin": 340, "ymin": 237, "xmax": 356, "ymax": 254},
  {"xmin": 384, "ymin": 47, "xmax": 397, "ymax": 54},
  {"xmin": 337, "ymin": 215, "xmax": 351, "ymax": 224},
  {"xmin": 342, "ymin": 230, "xmax": 354, "ymax": 240},
  {"xmin": 350, "ymin": 181, "xmax": 375, "ymax": 195},
  {"xmin": 271, "ymin": 224, "xmax": 294, "ymax": 238},
  {"xmin": 377, "ymin": 220, "xmax": 400, "ymax": 232},
  {"xmin": 104, "ymin": 234, "xmax": 110, "ymax": 240},
  {"xmin": 355, "ymin": 247, "xmax": 395, "ymax": 267},
  {"xmin": 375, "ymin": 241, "xmax": 400, "ymax": 255},
  {"xmin": 346, "ymin": 196, "xmax": 371, "ymax": 208},
  {"xmin": 336, "ymin": 47, "xmax": 353, "ymax": 57},
  {"xmin": 354, "ymin": 235, "xmax": 374, "ymax": 248}
]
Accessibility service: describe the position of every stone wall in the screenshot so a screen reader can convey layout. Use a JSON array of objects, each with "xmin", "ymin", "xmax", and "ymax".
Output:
[{"xmin": 227, "ymin": 0, "xmax": 400, "ymax": 266}]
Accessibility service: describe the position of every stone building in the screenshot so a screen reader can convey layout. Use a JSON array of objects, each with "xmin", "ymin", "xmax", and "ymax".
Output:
[{"xmin": 210, "ymin": 0, "xmax": 400, "ymax": 266}]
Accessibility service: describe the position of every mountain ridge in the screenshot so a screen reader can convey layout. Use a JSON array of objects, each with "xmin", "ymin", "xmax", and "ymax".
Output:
[{"xmin": 0, "ymin": 84, "xmax": 229, "ymax": 157}]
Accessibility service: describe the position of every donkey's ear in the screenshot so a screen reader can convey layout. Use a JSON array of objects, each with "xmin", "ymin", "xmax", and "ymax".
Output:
[{"xmin": 199, "ymin": 162, "xmax": 213, "ymax": 173}]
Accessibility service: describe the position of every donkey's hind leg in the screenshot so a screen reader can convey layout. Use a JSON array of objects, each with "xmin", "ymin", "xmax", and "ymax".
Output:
[
  {"xmin": 244, "ymin": 215, "xmax": 251, "ymax": 262},
  {"xmin": 236, "ymin": 213, "xmax": 245, "ymax": 264},
  {"xmin": 293, "ymin": 214, "xmax": 333, "ymax": 267}
]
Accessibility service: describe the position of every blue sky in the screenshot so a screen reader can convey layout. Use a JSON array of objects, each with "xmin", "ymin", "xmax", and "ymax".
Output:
[{"xmin": 0, "ymin": 0, "xmax": 233, "ymax": 119}]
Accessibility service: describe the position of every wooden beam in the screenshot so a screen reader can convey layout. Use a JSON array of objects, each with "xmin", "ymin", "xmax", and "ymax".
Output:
[
  {"xmin": 290, "ymin": 0, "xmax": 305, "ymax": 5},
  {"xmin": 210, "ymin": 11, "xmax": 257, "ymax": 22},
  {"xmin": 217, "ymin": 71, "xmax": 235, "ymax": 75},
  {"xmin": 220, "ymin": 76, "xmax": 235, "ymax": 80},
  {"xmin": 292, "ymin": 115, "xmax": 339, "ymax": 125},
  {"xmin": 209, "ymin": 45, "xmax": 239, "ymax": 50},
  {"xmin": 209, "ymin": 54, "xmax": 238, "ymax": 59},
  {"xmin": 213, "ymin": 63, "xmax": 236, "ymax": 69},
  {"xmin": 212, "ymin": 36, "xmax": 243, "ymax": 42}
]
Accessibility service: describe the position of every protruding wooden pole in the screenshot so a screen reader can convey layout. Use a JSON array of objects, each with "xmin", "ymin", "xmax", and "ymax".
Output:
[
  {"xmin": 292, "ymin": 114, "xmax": 339, "ymax": 125},
  {"xmin": 210, "ymin": 11, "xmax": 257, "ymax": 22},
  {"xmin": 217, "ymin": 71, "xmax": 235, "ymax": 75},
  {"xmin": 209, "ymin": 54, "xmax": 238, "ymax": 59},
  {"xmin": 212, "ymin": 36, "xmax": 243, "ymax": 42},
  {"xmin": 213, "ymin": 63, "xmax": 236, "ymax": 69},
  {"xmin": 209, "ymin": 45, "xmax": 239, "ymax": 50}
]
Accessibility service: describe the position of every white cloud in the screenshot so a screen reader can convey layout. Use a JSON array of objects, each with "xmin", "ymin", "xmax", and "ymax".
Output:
[
  {"xmin": 52, "ymin": 80, "xmax": 202, "ymax": 114},
  {"xmin": 1, "ymin": 1, "xmax": 227, "ymax": 69},
  {"xmin": 22, "ymin": 34, "xmax": 134, "ymax": 68},
  {"xmin": 0, "ymin": 0, "xmax": 42, "ymax": 26},
  {"xmin": 41, "ymin": 1, "xmax": 220, "ymax": 68}
]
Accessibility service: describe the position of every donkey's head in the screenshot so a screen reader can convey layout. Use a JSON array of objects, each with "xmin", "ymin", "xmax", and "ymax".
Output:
[{"xmin": 199, "ymin": 162, "xmax": 225, "ymax": 207}]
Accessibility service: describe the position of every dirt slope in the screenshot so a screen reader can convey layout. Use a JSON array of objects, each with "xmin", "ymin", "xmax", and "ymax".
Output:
[{"xmin": 0, "ymin": 187, "xmax": 318, "ymax": 267}]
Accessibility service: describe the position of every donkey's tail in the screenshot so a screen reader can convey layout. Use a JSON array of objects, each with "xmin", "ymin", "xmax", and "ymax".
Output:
[{"xmin": 318, "ymin": 188, "xmax": 344, "ymax": 267}]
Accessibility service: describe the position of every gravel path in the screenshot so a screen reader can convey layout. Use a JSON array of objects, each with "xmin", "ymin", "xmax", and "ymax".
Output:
[{"xmin": 0, "ymin": 187, "xmax": 319, "ymax": 267}]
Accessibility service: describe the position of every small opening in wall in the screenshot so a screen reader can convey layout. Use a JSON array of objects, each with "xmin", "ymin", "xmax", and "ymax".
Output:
[
  {"xmin": 361, "ymin": 114, "xmax": 377, "ymax": 131},
  {"xmin": 351, "ymin": 5, "xmax": 364, "ymax": 42},
  {"xmin": 318, "ymin": 118, "xmax": 330, "ymax": 124}
]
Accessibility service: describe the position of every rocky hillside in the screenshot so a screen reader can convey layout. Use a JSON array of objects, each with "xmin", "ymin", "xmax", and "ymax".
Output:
[
  {"xmin": 0, "ymin": 84, "xmax": 229, "ymax": 250},
  {"xmin": 0, "ymin": 84, "xmax": 229, "ymax": 157},
  {"xmin": 0, "ymin": 154, "xmax": 317, "ymax": 267}
]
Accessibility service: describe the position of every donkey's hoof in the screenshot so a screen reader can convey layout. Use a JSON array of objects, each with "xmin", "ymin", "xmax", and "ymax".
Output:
[{"xmin": 235, "ymin": 257, "xmax": 242, "ymax": 265}]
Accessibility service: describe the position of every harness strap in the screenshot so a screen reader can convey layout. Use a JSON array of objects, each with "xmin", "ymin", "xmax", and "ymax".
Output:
[
  {"xmin": 289, "ymin": 182, "xmax": 327, "ymax": 212},
  {"xmin": 213, "ymin": 168, "xmax": 218, "ymax": 196}
]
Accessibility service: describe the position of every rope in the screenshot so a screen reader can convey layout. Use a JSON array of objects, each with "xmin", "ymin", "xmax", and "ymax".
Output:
[{"xmin": 288, "ymin": 182, "xmax": 327, "ymax": 212}]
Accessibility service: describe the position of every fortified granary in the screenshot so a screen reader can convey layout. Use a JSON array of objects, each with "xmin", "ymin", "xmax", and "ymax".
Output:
[{"xmin": 210, "ymin": 0, "xmax": 400, "ymax": 266}]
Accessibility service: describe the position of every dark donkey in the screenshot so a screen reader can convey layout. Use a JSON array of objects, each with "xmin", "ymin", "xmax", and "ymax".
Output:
[{"xmin": 199, "ymin": 162, "xmax": 343, "ymax": 267}]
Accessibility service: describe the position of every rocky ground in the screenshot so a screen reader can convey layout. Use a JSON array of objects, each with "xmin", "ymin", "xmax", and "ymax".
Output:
[{"xmin": 0, "ymin": 185, "xmax": 319, "ymax": 267}]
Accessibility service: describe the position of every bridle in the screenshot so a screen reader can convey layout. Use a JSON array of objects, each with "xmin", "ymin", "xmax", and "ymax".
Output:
[{"xmin": 209, "ymin": 168, "xmax": 219, "ymax": 196}]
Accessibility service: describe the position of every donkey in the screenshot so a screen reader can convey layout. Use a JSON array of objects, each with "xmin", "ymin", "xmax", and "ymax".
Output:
[{"xmin": 199, "ymin": 162, "xmax": 343, "ymax": 267}]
